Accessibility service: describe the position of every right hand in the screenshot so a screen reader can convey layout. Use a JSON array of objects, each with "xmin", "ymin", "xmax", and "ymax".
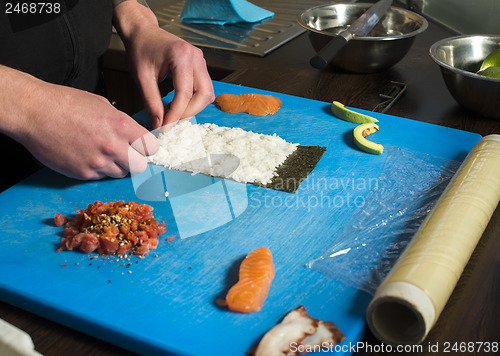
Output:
[
  {"xmin": 125, "ymin": 24, "xmax": 215, "ymax": 129},
  {"xmin": 16, "ymin": 82, "xmax": 159, "ymax": 180}
]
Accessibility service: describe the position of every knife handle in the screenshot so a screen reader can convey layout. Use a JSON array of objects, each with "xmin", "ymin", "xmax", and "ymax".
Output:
[{"xmin": 310, "ymin": 34, "xmax": 349, "ymax": 70}]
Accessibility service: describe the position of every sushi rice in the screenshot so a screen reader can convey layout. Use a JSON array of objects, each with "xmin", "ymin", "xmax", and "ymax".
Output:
[{"xmin": 148, "ymin": 120, "xmax": 298, "ymax": 186}]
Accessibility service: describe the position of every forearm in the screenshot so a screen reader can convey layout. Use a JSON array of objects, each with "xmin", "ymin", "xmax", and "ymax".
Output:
[
  {"xmin": 0, "ymin": 65, "xmax": 44, "ymax": 141},
  {"xmin": 112, "ymin": 0, "xmax": 159, "ymax": 47}
]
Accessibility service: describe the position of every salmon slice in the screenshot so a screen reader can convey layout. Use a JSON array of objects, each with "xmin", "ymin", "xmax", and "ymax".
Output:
[
  {"xmin": 215, "ymin": 93, "xmax": 282, "ymax": 116},
  {"xmin": 226, "ymin": 247, "xmax": 275, "ymax": 313}
]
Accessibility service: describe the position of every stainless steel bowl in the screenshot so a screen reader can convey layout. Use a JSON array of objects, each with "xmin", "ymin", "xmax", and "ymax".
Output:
[
  {"xmin": 429, "ymin": 35, "xmax": 500, "ymax": 120},
  {"xmin": 298, "ymin": 3, "xmax": 428, "ymax": 73}
]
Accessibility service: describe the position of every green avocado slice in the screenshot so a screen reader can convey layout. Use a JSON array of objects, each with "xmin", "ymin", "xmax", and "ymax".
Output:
[
  {"xmin": 331, "ymin": 101, "xmax": 379, "ymax": 124},
  {"xmin": 353, "ymin": 123, "xmax": 384, "ymax": 155}
]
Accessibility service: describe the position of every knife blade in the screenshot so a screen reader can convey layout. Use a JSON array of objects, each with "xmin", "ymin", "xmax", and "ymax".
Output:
[{"xmin": 310, "ymin": 0, "xmax": 393, "ymax": 70}]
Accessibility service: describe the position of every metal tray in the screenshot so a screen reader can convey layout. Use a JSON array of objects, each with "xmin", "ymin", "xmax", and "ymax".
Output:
[{"xmin": 153, "ymin": 0, "xmax": 330, "ymax": 56}]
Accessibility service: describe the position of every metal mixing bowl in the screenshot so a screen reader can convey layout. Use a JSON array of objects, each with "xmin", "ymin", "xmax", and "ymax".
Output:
[
  {"xmin": 298, "ymin": 3, "xmax": 428, "ymax": 73},
  {"xmin": 429, "ymin": 35, "xmax": 500, "ymax": 120}
]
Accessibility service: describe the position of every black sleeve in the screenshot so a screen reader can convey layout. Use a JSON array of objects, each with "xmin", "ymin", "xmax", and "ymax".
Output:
[{"xmin": 0, "ymin": 0, "xmax": 113, "ymax": 93}]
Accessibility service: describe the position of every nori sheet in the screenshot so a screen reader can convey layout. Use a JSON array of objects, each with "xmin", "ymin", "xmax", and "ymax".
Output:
[{"xmin": 258, "ymin": 145, "xmax": 327, "ymax": 193}]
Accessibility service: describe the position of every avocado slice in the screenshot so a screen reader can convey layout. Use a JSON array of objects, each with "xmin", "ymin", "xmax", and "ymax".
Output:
[
  {"xmin": 353, "ymin": 123, "xmax": 384, "ymax": 155},
  {"xmin": 331, "ymin": 101, "xmax": 379, "ymax": 124}
]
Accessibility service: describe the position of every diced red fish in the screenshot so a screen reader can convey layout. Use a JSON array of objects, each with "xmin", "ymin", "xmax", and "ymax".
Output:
[
  {"xmin": 54, "ymin": 213, "xmax": 68, "ymax": 226},
  {"xmin": 54, "ymin": 201, "xmax": 167, "ymax": 256}
]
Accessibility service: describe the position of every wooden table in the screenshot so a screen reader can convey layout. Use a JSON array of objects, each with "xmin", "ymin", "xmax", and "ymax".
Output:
[{"xmin": 1, "ymin": 3, "xmax": 499, "ymax": 355}]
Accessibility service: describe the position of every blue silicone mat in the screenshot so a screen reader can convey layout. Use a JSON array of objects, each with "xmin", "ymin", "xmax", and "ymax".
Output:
[{"xmin": 0, "ymin": 81, "xmax": 481, "ymax": 355}]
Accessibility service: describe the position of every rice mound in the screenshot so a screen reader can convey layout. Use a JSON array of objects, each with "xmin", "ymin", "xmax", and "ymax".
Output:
[{"xmin": 148, "ymin": 120, "xmax": 298, "ymax": 185}]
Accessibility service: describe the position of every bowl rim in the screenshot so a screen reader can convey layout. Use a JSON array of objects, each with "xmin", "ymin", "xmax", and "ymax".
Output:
[
  {"xmin": 297, "ymin": 2, "xmax": 429, "ymax": 41},
  {"xmin": 429, "ymin": 34, "xmax": 500, "ymax": 83}
]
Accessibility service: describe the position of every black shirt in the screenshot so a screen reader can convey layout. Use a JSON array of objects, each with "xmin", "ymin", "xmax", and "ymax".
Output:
[{"xmin": 0, "ymin": 0, "xmax": 113, "ymax": 93}]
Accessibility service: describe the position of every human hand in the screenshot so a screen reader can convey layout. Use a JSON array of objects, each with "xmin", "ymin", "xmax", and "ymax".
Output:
[
  {"xmin": 15, "ymin": 82, "xmax": 159, "ymax": 180},
  {"xmin": 125, "ymin": 23, "xmax": 215, "ymax": 129}
]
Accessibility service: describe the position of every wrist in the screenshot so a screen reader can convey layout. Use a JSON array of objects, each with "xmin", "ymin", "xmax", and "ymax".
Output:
[{"xmin": 113, "ymin": 0, "xmax": 158, "ymax": 47}]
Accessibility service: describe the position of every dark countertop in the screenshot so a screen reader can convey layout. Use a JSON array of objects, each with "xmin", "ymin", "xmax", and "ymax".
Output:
[{"xmin": 1, "ymin": 2, "xmax": 499, "ymax": 356}]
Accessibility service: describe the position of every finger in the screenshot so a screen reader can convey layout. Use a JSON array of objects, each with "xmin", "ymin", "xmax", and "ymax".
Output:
[
  {"xmin": 110, "ymin": 141, "xmax": 148, "ymax": 176},
  {"xmin": 108, "ymin": 113, "xmax": 158, "ymax": 174},
  {"xmin": 136, "ymin": 70, "xmax": 165, "ymax": 129},
  {"xmin": 69, "ymin": 170, "xmax": 106, "ymax": 181},
  {"xmin": 127, "ymin": 147, "xmax": 149, "ymax": 174},
  {"xmin": 177, "ymin": 71, "xmax": 215, "ymax": 119},
  {"xmin": 162, "ymin": 62, "xmax": 194, "ymax": 126},
  {"xmin": 130, "ymin": 130, "xmax": 159, "ymax": 157},
  {"xmin": 104, "ymin": 163, "xmax": 130, "ymax": 179},
  {"xmin": 115, "ymin": 109, "xmax": 160, "ymax": 156}
]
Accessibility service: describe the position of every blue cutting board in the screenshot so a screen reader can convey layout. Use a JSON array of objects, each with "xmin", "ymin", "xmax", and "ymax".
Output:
[{"xmin": 0, "ymin": 81, "xmax": 481, "ymax": 355}]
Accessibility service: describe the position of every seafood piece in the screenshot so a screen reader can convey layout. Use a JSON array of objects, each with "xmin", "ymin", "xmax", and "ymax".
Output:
[
  {"xmin": 250, "ymin": 305, "xmax": 345, "ymax": 356},
  {"xmin": 55, "ymin": 201, "xmax": 167, "ymax": 256},
  {"xmin": 54, "ymin": 213, "xmax": 68, "ymax": 226},
  {"xmin": 226, "ymin": 247, "xmax": 275, "ymax": 313},
  {"xmin": 215, "ymin": 93, "xmax": 282, "ymax": 116}
]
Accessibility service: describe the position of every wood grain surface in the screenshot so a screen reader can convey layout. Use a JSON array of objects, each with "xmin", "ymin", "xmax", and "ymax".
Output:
[{"xmin": 1, "ymin": 1, "xmax": 499, "ymax": 355}]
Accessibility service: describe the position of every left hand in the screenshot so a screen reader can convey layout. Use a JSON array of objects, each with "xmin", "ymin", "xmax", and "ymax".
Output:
[{"xmin": 125, "ymin": 23, "xmax": 215, "ymax": 129}]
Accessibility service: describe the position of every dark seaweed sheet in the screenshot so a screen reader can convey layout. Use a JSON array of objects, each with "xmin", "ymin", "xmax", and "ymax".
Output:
[{"xmin": 256, "ymin": 146, "xmax": 327, "ymax": 193}]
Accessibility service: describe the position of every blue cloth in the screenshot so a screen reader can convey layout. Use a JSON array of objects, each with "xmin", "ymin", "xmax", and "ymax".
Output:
[{"xmin": 181, "ymin": 0, "xmax": 274, "ymax": 25}]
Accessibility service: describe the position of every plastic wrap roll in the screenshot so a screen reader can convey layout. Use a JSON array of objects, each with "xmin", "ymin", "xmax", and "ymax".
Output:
[{"xmin": 366, "ymin": 134, "xmax": 500, "ymax": 345}]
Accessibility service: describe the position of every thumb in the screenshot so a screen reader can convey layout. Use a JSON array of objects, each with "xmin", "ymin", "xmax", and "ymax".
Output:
[{"xmin": 137, "ymin": 72, "xmax": 165, "ymax": 129}]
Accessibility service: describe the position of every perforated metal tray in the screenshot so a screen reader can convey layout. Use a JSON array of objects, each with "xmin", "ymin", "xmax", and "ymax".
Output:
[{"xmin": 152, "ymin": 0, "xmax": 330, "ymax": 56}]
